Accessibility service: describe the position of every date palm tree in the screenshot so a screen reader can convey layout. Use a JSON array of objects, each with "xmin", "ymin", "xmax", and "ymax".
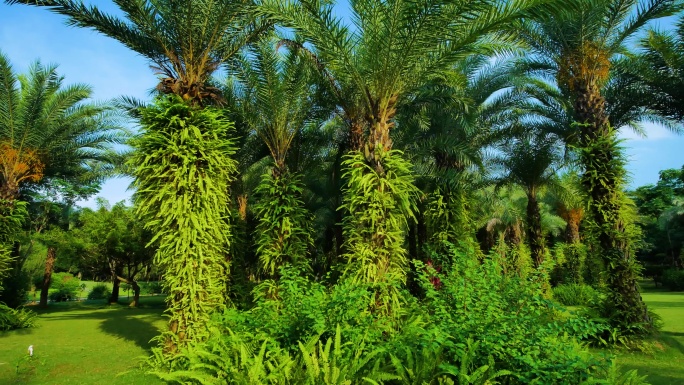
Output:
[
  {"xmin": 494, "ymin": 131, "xmax": 564, "ymax": 267},
  {"xmin": 7, "ymin": 0, "xmax": 265, "ymax": 104},
  {"xmin": 227, "ymin": 36, "xmax": 316, "ymax": 276},
  {"xmin": 6, "ymin": 0, "xmax": 267, "ymax": 357},
  {"xmin": 515, "ymin": 0, "xmax": 682, "ymax": 331},
  {"xmin": 0, "ymin": 51, "xmax": 120, "ymax": 203}
]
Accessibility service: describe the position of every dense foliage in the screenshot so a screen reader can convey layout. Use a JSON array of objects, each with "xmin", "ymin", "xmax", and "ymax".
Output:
[
  {"xmin": 3, "ymin": 0, "xmax": 684, "ymax": 382},
  {"xmin": 130, "ymin": 96, "xmax": 238, "ymax": 361}
]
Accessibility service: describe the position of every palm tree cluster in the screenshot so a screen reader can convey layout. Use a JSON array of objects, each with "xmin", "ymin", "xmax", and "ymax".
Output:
[{"xmin": 5, "ymin": 0, "xmax": 684, "ymax": 361}]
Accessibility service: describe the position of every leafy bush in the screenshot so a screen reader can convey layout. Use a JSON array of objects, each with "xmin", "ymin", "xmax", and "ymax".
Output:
[
  {"xmin": 152, "ymin": 244, "xmax": 616, "ymax": 384},
  {"xmin": 552, "ymin": 243, "xmax": 588, "ymax": 285},
  {"xmin": 87, "ymin": 283, "xmax": 112, "ymax": 300},
  {"xmin": 0, "ymin": 268, "xmax": 30, "ymax": 308},
  {"xmin": 139, "ymin": 281, "xmax": 165, "ymax": 295},
  {"xmin": 661, "ymin": 269, "xmax": 684, "ymax": 291},
  {"xmin": 48, "ymin": 272, "xmax": 81, "ymax": 302},
  {"xmin": 0, "ymin": 303, "xmax": 37, "ymax": 331},
  {"xmin": 553, "ymin": 283, "xmax": 601, "ymax": 306}
]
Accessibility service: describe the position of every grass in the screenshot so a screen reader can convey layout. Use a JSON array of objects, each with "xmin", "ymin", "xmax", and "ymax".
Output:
[
  {"xmin": 614, "ymin": 282, "xmax": 684, "ymax": 385},
  {"xmin": 0, "ymin": 296, "xmax": 166, "ymax": 385}
]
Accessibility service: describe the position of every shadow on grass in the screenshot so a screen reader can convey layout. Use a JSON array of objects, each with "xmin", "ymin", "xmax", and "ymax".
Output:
[
  {"xmin": 621, "ymin": 363, "xmax": 684, "ymax": 385},
  {"xmin": 660, "ymin": 332, "xmax": 684, "ymax": 355},
  {"xmin": 99, "ymin": 314, "xmax": 162, "ymax": 350},
  {"xmin": 26, "ymin": 296, "xmax": 166, "ymax": 351}
]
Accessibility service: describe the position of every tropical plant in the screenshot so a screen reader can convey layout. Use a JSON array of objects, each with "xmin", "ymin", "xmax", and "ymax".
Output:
[
  {"xmin": 0, "ymin": 51, "xmax": 121, "ymax": 202},
  {"xmin": 617, "ymin": 15, "xmax": 684, "ymax": 122},
  {"xmin": 493, "ymin": 131, "xmax": 565, "ymax": 267},
  {"xmin": 7, "ymin": 0, "xmax": 266, "ymax": 105},
  {"xmin": 259, "ymin": 0, "xmax": 544, "ymax": 308},
  {"xmin": 515, "ymin": 0, "xmax": 683, "ymax": 333},
  {"xmin": 228, "ymin": 36, "xmax": 315, "ymax": 276},
  {"xmin": 7, "ymin": 0, "xmax": 267, "ymax": 359}
]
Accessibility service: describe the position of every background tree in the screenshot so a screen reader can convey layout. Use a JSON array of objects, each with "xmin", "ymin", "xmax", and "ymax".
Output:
[
  {"xmin": 77, "ymin": 200, "xmax": 154, "ymax": 306},
  {"xmin": 493, "ymin": 132, "xmax": 564, "ymax": 267},
  {"xmin": 0, "ymin": 51, "xmax": 120, "ymax": 203}
]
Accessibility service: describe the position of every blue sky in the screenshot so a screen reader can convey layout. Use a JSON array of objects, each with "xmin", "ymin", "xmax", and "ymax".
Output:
[{"xmin": 1, "ymin": 1, "xmax": 683, "ymax": 208}]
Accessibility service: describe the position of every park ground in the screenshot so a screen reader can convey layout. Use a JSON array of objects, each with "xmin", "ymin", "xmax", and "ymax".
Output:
[{"xmin": 0, "ymin": 284, "xmax": 682, "ymax": 384}]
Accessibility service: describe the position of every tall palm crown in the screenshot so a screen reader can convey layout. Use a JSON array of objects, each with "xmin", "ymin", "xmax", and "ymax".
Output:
[
  {"xmin": 260, "ymin": 0, "xmax": 542, "ymax": 170},
  {"xmin": 7, "ymin": 0, "xmax": 265, "ymax": 104},
  {"xmin": 228, "ymin": 36, "xmax": 316, "ymax": 174},
  {"xmin": 0, "ymin": 52, "xmax": 121, "ymax": 201},
  {"xmin": 517, "ymin": 0, "xmax": 681, "ymax": 134}
]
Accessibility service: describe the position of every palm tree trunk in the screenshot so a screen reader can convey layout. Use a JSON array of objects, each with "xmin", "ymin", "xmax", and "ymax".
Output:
[
  {"xmin": 349, "ymin": 119, "xmax": 365, "ymax": 152},
  {"xmin": 526, "ymin": 192, "xmax": 545, "ymax": 268},
  {"xmin": 38, "ymin": 246, "xmax": 56, "ymax": 307},
  {"xmin": 563, "ymin": 208, "xmax": 582, "ymax": 244},
  {"xmin": 574, "ymin": 78, "xmax": 651, "ymax": 330}
]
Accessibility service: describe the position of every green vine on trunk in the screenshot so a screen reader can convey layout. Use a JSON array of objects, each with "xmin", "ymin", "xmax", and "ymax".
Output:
[
  {"xmin": 129, "ymin": 96, "xmax": 238, "ymax": 365},
  {"xmin": 254, "ymin": 169, "xmax": 313, "ymax": 277},
  {"xmin": 579, "ymin": 125, "xmax": 651, "ymax": 333},
  {"xmin": 340, "ymin": 149, "xmax": 418, "ymax": 313}
]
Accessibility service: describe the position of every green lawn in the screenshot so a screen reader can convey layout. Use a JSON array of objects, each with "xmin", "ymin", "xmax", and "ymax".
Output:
[
  {"xmin": 615, "ymin": 283, "xmax": 684, "ymax": 385},
  {"xmin": 0, "ymin": 297, "xmax": 165, "ymax": 385},
  {"xmin": 618, "ymin": 284, "xmax": 684, "ymax": 385}
]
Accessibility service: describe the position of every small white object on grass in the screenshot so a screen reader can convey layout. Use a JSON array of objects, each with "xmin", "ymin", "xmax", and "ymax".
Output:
[{"xmin": 28, "ymin": 345, "xmax": 33, "ymax": 357}]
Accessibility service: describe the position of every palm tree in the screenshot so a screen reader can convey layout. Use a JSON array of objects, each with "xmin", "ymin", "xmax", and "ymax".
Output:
[
  {"xmin": 619, "ymin": 16, "xmax": 684, "ymax": 122},
  {"xmin": 227, "ymin": 36, "xmax": 315, "ymax": 276},
  {"xmin": 6, "ymin": 0, "xmax": 266, "ymax": 356},
  {"xmin": 494, "ymin": 132, "xmax": 564, "ymax": 267},
  {"xmin": 398, "ymin": 55, "xmax": 525, "ymax": 258},
  {"xmin": 259, "ymin": 0, "xmax": 544, "ymax": 306},
  {"xmin": 0, "ymin": 51, "xmax": 120, "ymax": 203},
  {"xmin": 515, "ymin": 0, "xmax": 682, "ymax": 332}
]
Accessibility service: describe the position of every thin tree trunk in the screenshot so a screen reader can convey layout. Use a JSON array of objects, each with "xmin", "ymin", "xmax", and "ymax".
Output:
[
  {"xmin": 526, "ymin": 192, "xmax": 545, "ymax": 268},
  {"xmin": 109, "ymin": 273, "xmax": 121, "ymax": 304},
  {"xmin": 116, "ymin": 276, "xmax": 140, "ymax": 307},
  {"xmin": 408, "ymin": 222, "xmax": 418, "ymax": 261},
  {"xmin": 38, "ymin": 246, "xmax": 56, "ymax": 307}
]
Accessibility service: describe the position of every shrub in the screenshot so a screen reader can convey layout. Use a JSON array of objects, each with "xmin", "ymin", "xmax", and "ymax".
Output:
[
  {"xmin": 87, "ymin": 283, "xmax": 112, "ymax": 300},
  {"xmin": 553, "ymin": 283, "xmax": 601, "ymax": 306},
  {"xmin": 551, "ymin": 243, "xmax": 587, "ymax": 285},
  {"xmin": 48, "ymin": 272, "xmax": 81, "ymax": 302},
  {"xmin": 661, "ymin": 269, "xmax": 684, "ymax": 291},
  {"xmin": 0, "ymin": 268, "xmax": 30, "ymax": 308},
  {"xmin": 0, "ymin": 303, "xmax": 37, "ymax": 331},
  {"xmin": 139, "ymin": 281, "xmax": 165, "ymax": 295},
  {"xmin": 151, "ymin": 244, "xmax": 616, "ymax": 384}
]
